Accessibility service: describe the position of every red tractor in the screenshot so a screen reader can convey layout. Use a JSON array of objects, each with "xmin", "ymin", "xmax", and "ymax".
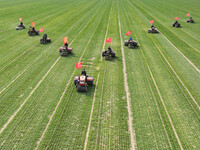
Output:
[{"xmin": 74, "ymin": 75, "xmax": 94, "ymax": 92}]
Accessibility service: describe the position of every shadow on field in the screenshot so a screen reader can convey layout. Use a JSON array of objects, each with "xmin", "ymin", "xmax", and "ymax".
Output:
[
  {"xmin": 61, "ymin": 53, "xmax": 76, "ymax": 58},
  {"xmin": 125, "ymin": 46, "xmax": 140, "ymax": 51},
  {"xmin": 104, "ymin": 56, "xmax": 119, "ymax": 62},
  {"xmin": 75, "ymin": 83, "xmax": 96, "ymax": 97}
]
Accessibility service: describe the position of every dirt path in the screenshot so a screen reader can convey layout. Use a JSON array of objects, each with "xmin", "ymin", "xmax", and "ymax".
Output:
[{"xmin": 117, "ymin": 3, "xmax": 136, "ymax": 150}]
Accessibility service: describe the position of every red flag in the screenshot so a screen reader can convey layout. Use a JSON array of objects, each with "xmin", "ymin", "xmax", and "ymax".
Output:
[
  {"xmin": 126, "ymin": 31, "xmax": 131, "ymax": 35},
  {"xmin": 106, "ymin": 38, "xmax": 111, "ymax": 43},
  {"xmin": 75, "ymin": 62, "xmax": 82, "ymax": 69},
  {"xmin": 174, "ymin": 17, "xmax": 179, "ymax": 20},
  {"xmin": 149, "ymin": 20, "xmax": 154, "ymax": 24},
  {"xmin": 63, "ymin": 36, "xmax": 68, "ymax": 45},
  {"xmin": 19, "ymin": 18, "xmax": 22, "ymax": 21},
  {"xmin": 39, "ymin": 28, "xmax": 44, "ymax": 32},
  {"xmin": 186, "ymin": 13, "xmax": 190, "ymax": 17},
  {"xmin": 32, "ymin": 22, "xmax": 35, "ymax": 27}
]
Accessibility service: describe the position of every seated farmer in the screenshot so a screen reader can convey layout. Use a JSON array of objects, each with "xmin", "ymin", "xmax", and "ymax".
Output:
[
  {"xmin": 32, "ymin": 26, "xmax": 36, "ymax": 32},
  {"xmin": 151, "ymin": 25, "xmax": 155, "ymax": 30},
  {"xmin": 65, "ymin": 42, "xmax": 68, "ymax": 49},
  {"xmin": 20, "ymin": 22, "xmax": 23, "ymax": 27},
  {"xmin": 43, "ymin": 34, "xmax": 47, "ymax": 40},
  {"xmin": 81, "ymin": 69, "xmax": 87, "ymax": 76},
  {"xmin": 108, "ymin": 46, "xmax": 112, "ymax": 53},
  {"xmin": 128, "ymin": 36, "xmax": 133, "ymax": 42},
  {"xmin": 189, "ymin": 17, "xmax": 194, "ymax": 21}
]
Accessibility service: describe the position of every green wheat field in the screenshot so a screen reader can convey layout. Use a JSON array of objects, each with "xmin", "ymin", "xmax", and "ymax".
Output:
[{"xmin": 0, "ymin": 0, "xmax": 200, "ymax": 149}]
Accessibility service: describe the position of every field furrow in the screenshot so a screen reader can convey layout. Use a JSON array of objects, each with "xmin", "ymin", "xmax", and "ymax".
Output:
[{"xmin": 0, "ymin": 0, "xmax": 199, "ymax": 149}]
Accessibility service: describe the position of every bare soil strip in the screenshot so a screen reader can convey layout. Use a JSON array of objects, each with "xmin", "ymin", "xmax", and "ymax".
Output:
[{"xmin": 117, "ymin": 3, "xmax": 136, "ymax": 150}]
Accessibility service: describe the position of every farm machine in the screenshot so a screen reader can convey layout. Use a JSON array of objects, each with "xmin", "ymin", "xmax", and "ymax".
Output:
[
  {"xmin": 172, "ymin": 21, "xmax": 181, "ymax": 28},
  {"xmin": 16, "ymin": 22, "xmax": 26, "ymax": 30},
  {"xmin": 187, "ymin": 17, "xmax": 195, "ymax": 23},
  {"xmin": 148, "ymin": 25, "xmax": 159, "ymax": 33},
  {"xmin": 74, "ymin": 75, "xmax": 94, "ymax": 92},
  {"xmin": 102, "ymin": 46, "xmax": 116, "ymax": 60},
  {"xmin": 28, "ymin": 26, "xmax": 39, "ymax": 36},
  {"xmin": 40, "ymin": 34, "xmax": 51, "ymax": 44},
  {"xmin": 124, "ymin": 40, "xmax": 138, "ymax": 49}
]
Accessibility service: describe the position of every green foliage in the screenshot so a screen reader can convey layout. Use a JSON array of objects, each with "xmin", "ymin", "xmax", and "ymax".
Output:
[{"xmin": 0, "ymin": 0, "xmax": 199, "ymax": 149}]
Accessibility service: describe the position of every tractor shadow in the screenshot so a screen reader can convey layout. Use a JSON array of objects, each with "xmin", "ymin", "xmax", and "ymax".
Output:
[
  {"xmin": 61, "ymin": 53, "xmax": 76, "ymax": 58},
  {"xmin": 127, "ymin": 46, "xmax": 140, "ymax": 51},
  {"xmin": 75, "ymin": 84, "xmax": 97, "ymax": 97},
  {"xmin": 104, "ymin": 56, "xmax": 119, "ymax": 62}
]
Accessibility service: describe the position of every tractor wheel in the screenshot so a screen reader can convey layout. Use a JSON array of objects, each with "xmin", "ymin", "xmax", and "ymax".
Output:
[
  {"xmin": 124, "ymin": 41, "xmax": 128, "ymax": 46},
  {"xmin": 87, "ymin": 81, "xmax": 93, "ymax": 86},
  {"xmin": 128, "ymin": 46, "xmax": 134, "ymax": 49},
  {"xmin": 102, "ymin": 51, "xmax": 106, "ymax": 57},
  {"xmin": 77, "ymin": 84, "xmax": 81, "ymax": 92},
  {"xmin": 83, "ymin": 86, "xmax": 88, "ymax": 92},
  {"xmin": 111, "ymin": 53, "xmax": 115, "ymax": 57},
  {"xmin": 28, "ymin": 31, "xmax": 32, "ymax": 36},
  {"xmin": 105, "ymin": 56, "xmax": 111, "ymax": 60},
  {"xmin": 74, "ymin": 80, "xmax": 78, "ymax": 85}
]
